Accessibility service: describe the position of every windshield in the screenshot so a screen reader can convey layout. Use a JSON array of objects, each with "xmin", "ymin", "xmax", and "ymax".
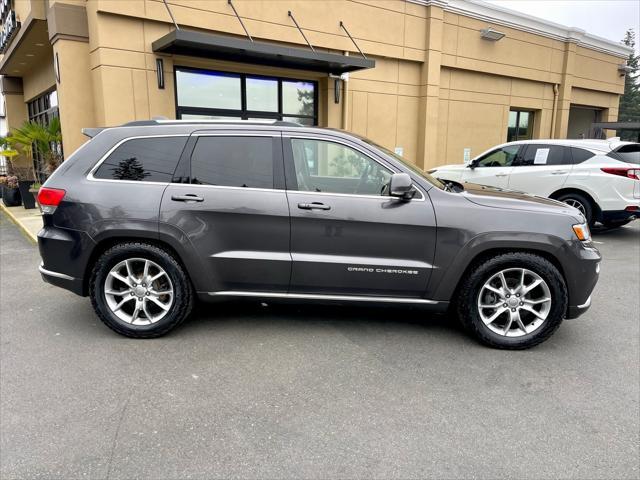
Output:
[{"xmin": 359, "ymin": 138, "xmax": 447, "ymax": 190}]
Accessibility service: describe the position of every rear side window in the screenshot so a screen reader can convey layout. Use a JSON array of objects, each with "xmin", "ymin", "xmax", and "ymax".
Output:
[
  {"xmin": 609, "ymin": 144, "xmax": 640, "ymax": 165},
  {"xmin": 518, "ymin": 145, "xmax": 569, "ymax": 166},
  {"xmin": 94, "ymin": 137, "xmax": 187, "ymax": 182},
  {"xmin": 570, "ymin": 147, "xmax": 595, "ymax": 164},
  {"xmin": 190, "ymin": 136, "xmax": 274, "ymax": 188}
]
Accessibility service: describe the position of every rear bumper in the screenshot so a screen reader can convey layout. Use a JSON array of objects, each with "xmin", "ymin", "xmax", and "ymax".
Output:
[
  {"xmin": 39, "ymin": 263, "xmax": 84, "ymax": 296},
  {"xmin": 601, "ymin": 207, "xmax": 640, "ymax": 224},
  {"xmin": 38, "ymin": 224, "xmax": 94, "ymax": 296}
]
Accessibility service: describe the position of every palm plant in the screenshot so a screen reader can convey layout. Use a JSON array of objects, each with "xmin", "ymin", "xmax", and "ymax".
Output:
[{"xmin": 0, "ymin": 117, "xmax": 62, "ymax": 178}]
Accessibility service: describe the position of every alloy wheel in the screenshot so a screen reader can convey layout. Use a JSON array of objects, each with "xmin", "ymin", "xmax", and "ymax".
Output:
[
  {"xmin": 477, "ymin": 268, "xmax": 552, "ymax": 337},
  {"xmin": 562, "ymin": 198, "xmax": 586, "ymax": 216},
  {"xmin": 103, "ymin": 258, "xmax": 174, "ymax": 325}
]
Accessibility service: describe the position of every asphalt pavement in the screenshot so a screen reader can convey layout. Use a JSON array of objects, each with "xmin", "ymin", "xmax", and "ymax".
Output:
[{"xmin": 1, "ymin": 213, "xmax": 638, "ymax": 479}]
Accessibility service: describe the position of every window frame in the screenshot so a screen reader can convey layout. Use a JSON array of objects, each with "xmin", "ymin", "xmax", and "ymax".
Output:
[
  {"xmin": 515, "ymin": 144, "xmax": 572, "ymax": 167},
  {"xmin": 507, "ymin": 109, "xmax": 535, "ymax": 142},
  {"xmin": 87, "ymin": 134, "xmax": 190, "ymax": 184},
  {"xmin": 186, "ymin": 133, "xmax": 284, "ymax": 190},
  {"xmin": 474, "ymin": 145, "xmax": 523, "ymax": 168},
  {"xmin": 174, "ymin": 66, "xmax": 318, "ymax": 125},
  {"xmin": 282, "ymin": 135, "xmax": 424, "ymax": 200}
]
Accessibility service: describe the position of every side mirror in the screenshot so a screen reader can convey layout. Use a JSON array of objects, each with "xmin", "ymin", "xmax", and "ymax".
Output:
[
  {"xmin": 467, "ymin": 159, "xmax": 477, "ymax": 169},
  {"xmin": 389, "ymin": 173, "xmax": 415, "ymax": 200}
]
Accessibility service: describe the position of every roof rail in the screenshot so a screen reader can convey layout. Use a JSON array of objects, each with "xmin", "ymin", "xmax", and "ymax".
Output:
[{"xmin": 119, "ymin": 119, "xmax": 304, "ymax": 127}]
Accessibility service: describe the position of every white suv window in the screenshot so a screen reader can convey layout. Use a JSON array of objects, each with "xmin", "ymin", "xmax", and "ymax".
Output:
[
  {"xmin": 291, "ymin": 138, "xmax": 392, "ymax": 195},
  {"xmin": 518, "ymin": 145, "xmax": 569, "ymax": 166},
  {"xmin": 476, "ymin": 145, "xmax": 521, "ymax": 167}
]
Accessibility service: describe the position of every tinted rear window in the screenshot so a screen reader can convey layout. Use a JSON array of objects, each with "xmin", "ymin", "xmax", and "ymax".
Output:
[
  {"xmin": 518, "ymin": 145, "xmax": 569, "ymax": 166},
  {"xmin": 94, "ymin": 137, "xmax": 187, "ymax": 182},
  {"xmin": 190, "ymin": 137, "xmax": 274, "ymax": 188},
  {"xmin": 570, "ymin": 147, "xmax": 595, "ymax": 164},
  {"xmin": 610, "ymin": 144, "xmax": 640, "ymax": 165}
]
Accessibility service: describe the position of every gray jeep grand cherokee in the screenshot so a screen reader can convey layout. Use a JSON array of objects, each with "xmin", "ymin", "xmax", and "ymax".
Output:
[{"xmin": 37, "ymin": 120, "xmax": 600, "ymax": 349}]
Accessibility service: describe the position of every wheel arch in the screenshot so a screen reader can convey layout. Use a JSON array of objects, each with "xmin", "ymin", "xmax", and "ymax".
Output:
[
  {"xmin": 549, "ymin": 187, "xmax": 602, "ymax": 221},
  {"xmin": 446, "ymin": 247, "xmax": 569, "ymax": 314},
  {"xmin": 82, "ymin": 236, "xmax": 196, "ymax": 297}
]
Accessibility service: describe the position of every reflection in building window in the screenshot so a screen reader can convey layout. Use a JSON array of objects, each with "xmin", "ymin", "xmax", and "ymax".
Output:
[{"xmin": 175, "ymin": 68, "xmax": 317, "ymax": 125}]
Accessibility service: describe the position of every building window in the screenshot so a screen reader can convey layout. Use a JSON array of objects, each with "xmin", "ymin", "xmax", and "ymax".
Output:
[
  {"xmin": 27, "ymin": 89, "xmax": 62, "ymax": 182},
  {"xmin": 175, "ymin": 67, "xmax": 317, "ymax": 126},
  {"xmin": 507, "ymin": 109, "xmax": 533, "ymax": 142}
]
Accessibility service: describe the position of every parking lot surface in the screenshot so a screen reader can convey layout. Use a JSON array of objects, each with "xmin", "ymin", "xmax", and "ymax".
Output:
[{"xmin": 1, "ymin": 214, "xmax": 638, "ymax": 479}]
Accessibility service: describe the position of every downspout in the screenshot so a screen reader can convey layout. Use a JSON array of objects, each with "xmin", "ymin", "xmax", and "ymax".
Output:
[
  {"xmin": 342, "ymin": 51, "xmax": 349, "ymax": 130},
  {"xmin": 550, "ymin": 83, "xmax": 559, "ymax": 138}
]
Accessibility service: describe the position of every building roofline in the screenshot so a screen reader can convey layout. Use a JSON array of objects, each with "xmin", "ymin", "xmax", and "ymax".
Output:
[{"xmin": 408, "ymin": 0, "xmax": 633, "ymax": 58}]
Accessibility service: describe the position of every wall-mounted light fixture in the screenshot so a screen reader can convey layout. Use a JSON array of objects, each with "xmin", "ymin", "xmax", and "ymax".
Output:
[
  {"xmin": 618, "ymin": 63, "xmax": 633, "ymax": 77},
  {"xmin": 156, "ymin": 58, "xmax": 164, "ymax": 89},
  {"xmin": 480, "ymin": 28, "xmax": 505, "ymax": 41}
]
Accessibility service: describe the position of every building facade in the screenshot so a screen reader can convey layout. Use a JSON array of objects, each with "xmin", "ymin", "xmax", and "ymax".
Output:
[{"xmin": 0, "ymin": 0, "xmax": 632, "ymax": 173}]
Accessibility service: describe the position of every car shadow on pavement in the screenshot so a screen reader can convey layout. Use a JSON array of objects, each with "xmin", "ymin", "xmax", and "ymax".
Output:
[
  {"xmin": 591, "ymin": 223, "xmax": 640, "ymax": 238},
  {"xmin": 175, "ymin": 299, "xmax": 470, "ymax": 342}
]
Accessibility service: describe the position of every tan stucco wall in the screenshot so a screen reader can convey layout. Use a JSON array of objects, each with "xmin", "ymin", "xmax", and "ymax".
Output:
[{"xmin": 1, "ymin": 0, "xmax": 630, "ymax": 165}]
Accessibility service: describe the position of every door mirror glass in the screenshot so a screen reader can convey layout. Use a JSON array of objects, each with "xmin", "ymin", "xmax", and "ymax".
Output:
[{"xmin": 389, "ymin": 173, "xmax": 415, "ymax": 200}]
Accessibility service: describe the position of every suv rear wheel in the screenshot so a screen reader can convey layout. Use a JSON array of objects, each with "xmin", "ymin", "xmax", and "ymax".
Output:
[
  {"xmin": 457, "ymin": 252, "xmax": 567, "ymax": 349},
  {"xmin": 556, "ymin": 192, "xmax": 594, "ymax": 226},
  {"xmin": 90, "ymin": 242, "xmax": 194, "ymax": 338}
]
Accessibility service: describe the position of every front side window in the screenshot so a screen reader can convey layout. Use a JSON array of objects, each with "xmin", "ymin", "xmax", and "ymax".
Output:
[
  {"xmin": 94, "ymin": 137, "xmax": 187, "ymax": 182},
  {"xmin": 508, "ymin": 110, "xmax": 534, "ymax": 142},
  {"xmin": 175, "ymin": 67, "xmax": 317, "ymax": 125},
  {"xmin": 476, "ymin": 145, "xmax": 521, "ymax": 167},
  {"xmin": 190, "ymin": 137, "xmax": 274, "ymax": 189},
  {"xmin": 518, "ymin": 145, "xmax": 569, "ymax": 166},
  {"xmin": 291, "ymin": 139, "xmax": 392, "ymax": 195}
]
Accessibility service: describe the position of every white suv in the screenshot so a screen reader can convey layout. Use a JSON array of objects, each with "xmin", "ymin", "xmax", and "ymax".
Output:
[{"xmin": 430, "ymin": 139, "xmax": 640, "ymax": 228}]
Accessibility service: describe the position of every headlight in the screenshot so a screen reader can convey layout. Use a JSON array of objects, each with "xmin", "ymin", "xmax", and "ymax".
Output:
[{"xmin": 572, "ymin": 222, "xmax": 591, "ymax": 242}]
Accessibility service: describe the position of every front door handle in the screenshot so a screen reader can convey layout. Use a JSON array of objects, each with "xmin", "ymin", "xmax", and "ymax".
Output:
[
  {"xmin": 551, "ymin": 170, "xmax": 569, "ymax": 175},
  {"xmin": 495, "ymin": 173, "xmax": 509, "ymax": 177},
  {"xmin": 171, "ymin": 194, "xmax": 204, "ymax": 202},
  {"xmin": 298, "ymin": 202, "xmax": 331, "ymax": 211}
]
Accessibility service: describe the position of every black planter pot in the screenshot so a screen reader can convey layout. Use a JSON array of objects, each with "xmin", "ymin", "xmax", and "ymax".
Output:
[
  {"xmin": 18, "ymin": 181, "xmax": 36, "ymax": 209},
  {"xmin": 1, "ymin": 185, "xmax": 22, "ymax": 207}
]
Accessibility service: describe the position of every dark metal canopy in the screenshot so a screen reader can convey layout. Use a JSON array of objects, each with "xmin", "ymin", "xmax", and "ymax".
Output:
[
  {"xmin": 152, "ymin": 29, "xmax": 375, "ymax": 75},
  {"xmin": 592, "ymin": 122, "xmax": 640, "ymax": 130}
]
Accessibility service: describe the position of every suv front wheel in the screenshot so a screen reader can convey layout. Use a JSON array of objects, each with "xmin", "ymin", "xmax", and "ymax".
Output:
[
  {"xmin": 457, "ymin": 252, "xmax": 567, "ymax": 349},
  {"xmin": 90, "ymin": 242, "xmax": 194, "ymax": 338}
]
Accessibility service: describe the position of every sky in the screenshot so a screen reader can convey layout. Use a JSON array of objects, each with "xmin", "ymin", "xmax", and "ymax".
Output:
[{"xmin": 486, "ymin": 0, "xmax": 640, "ymax": 54}]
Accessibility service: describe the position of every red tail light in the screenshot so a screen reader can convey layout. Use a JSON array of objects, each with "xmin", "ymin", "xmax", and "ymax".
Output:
[
  {"xmin": 601, "ymin": 167, "xmax": 640, "ymax": 180},
  {"xmin": 37, "ymin": 187, "xmax": 66, "ymax": 213}
]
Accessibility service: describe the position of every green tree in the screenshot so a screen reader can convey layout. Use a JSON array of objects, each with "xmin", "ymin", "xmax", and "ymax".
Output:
[{"xmin": 618, "ymin": 29, "xmax": 640, "ymax": 141}]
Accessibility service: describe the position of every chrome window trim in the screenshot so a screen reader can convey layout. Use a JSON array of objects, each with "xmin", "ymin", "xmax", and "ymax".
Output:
[
  {"xmin": 172, "ymin": 182, "xmax": 284, "ymax": 193},
  {"xmin": 208, "ymin": 291, "xmax": 439, "ymax": 304},
  {"xmin": 284, "ymin": 134, "xmax": 426, "ymax": 201}
]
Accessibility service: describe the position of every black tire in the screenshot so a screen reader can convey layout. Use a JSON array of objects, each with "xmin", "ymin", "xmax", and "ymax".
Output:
[
  {"xmin": 556, "ymin": 192, "xmax": 594, "ymax": 226},
  {"xmin": 456, "ymin": 252, "xmax": 567, "ymax": 349},
  {"xmin": 89, "ymin": 242, "xmax": 194, "ymax": 338}
]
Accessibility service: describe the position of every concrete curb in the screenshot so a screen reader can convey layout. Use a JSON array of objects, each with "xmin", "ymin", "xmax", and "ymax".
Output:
[{"xmin": 0, "ymin": 202, "xmax": 38, "ymax": 244}]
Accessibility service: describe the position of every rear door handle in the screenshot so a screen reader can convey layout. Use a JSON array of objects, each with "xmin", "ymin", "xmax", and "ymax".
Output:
[
  {"xmin": 495, "ymin": 173, "xmax": 509, "ymax": 177},
  {"xmin": 171, "ymin": 194, "xmax": 204, "ymax": 202},
  {"xmin": 298, "ymin": 202, "xmax": 331, "ymax": 211},
  {"xmin": 551, "ymin": 171, "xmax": 569, "ymax": 175}
]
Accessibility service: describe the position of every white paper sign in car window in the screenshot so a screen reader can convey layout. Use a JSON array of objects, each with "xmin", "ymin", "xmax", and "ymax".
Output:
[{"xmin": 534, "ymin": 148, "xmax": 550, "ymax": 164}]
